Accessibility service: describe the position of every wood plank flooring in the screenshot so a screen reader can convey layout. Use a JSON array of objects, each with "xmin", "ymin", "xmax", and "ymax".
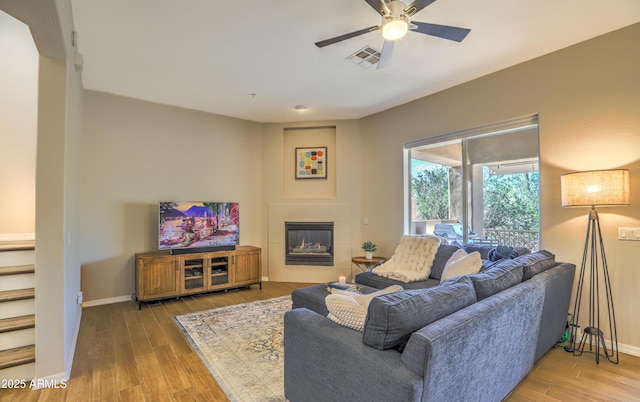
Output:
[{"xmin": 2, "ymin": 281, "xmax": 639, "ymax": 401}]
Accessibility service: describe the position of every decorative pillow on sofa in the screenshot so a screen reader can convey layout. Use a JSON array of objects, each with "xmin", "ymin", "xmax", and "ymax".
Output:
[
  {"xmin": 469, "ymin": 259, "xmax": 524, "ymax": 300},
  {"xmin": 515, "ymin": 250, "xmax": 556, "ymax": 280},
  {"xmin": 325, "ymin": 285, "xmax": 403, "ymax": 331},
  {"xmin": 439, "ymin": 249, "xmax": 482, "ymax": 283},
  {"xmin": 362, "ymin": 276, "xmax": 477, "ymax": 350},
  {"xmin": 372, "ymin": 235, "xmax": 441, "ymax": 282}
]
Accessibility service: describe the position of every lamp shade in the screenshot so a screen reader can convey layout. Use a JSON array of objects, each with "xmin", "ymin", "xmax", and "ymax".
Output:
[{"xmin": 561, "ymin": 169, "xmax": 630, "ymax": 207}]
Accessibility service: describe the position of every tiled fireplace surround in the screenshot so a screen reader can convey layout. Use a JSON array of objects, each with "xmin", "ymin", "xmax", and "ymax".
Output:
[{"xmin": 267, "ymin": 203, "xmax": 354, "ymax": 283}]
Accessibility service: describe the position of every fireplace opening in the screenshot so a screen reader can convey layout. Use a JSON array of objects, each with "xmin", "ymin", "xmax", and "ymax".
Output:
[{"xmin": 285, "ymin": 222, "xmax": 334, "ymax": 266}]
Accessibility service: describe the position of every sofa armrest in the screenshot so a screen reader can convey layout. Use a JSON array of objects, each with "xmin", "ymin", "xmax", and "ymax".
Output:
[
  {"xmin": 529, "ymin": 262, "xmax": 576, "ymax": 361},
  {"xmin": 284, "ymin": 308, "xmax": 422, "ymax": 402},
  {"xmin": 401, "ymin": 280, "xmax": 544, "ymax": 402}
]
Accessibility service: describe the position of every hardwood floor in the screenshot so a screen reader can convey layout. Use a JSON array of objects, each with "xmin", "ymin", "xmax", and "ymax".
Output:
[
  {"xmin": 2, "ymin": 282, "xmax": 639, "ymax": 401},
  {"xmin": 506, "ymin": 345, "xmax": 640, "ymax": 401}
]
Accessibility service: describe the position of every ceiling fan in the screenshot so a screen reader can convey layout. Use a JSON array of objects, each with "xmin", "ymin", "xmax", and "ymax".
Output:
[{"xmin": 315, "ymin": 0, "xmax": 471, "ymax": 69}]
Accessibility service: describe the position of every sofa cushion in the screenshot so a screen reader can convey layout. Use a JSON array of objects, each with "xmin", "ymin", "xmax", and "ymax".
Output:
[
  {"xmin": 372, "ymin": 235, "xmax": 441, "ymax": 282},
  {"xmin": 355, "ymin": 271, "xmax": 440, "ymax": 290},
  {"xmin": 429, "ymin": 244, "xmax": 461, "ymax": 280},
  {"xmin": 440, "ymin": 249, "xmax": 482, "ymax": 283},
  {"xmin": 362, "ymin": 275, "xmax": 477, "ymax": 350},
  {"xmin": 469, "ymin": 259, "xmax": 524, "ymax": 300},
  {"xmin": 516, "ymin": 250, "xmax": 556, "ymax": 280},
  {"xmin": 325, "ymin": 285, "xmax": 403, "ymax": 331}
]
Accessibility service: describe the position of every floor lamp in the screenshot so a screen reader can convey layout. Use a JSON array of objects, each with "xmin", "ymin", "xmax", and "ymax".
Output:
[{"xmin": 561, "ymin": 169, "xmax": 629, "ymax": 364}]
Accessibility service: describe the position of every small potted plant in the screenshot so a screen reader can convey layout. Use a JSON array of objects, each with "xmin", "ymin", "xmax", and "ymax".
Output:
[{"xmin": 362, "ymin": 241, "xmax": 378, "ymax": 260}]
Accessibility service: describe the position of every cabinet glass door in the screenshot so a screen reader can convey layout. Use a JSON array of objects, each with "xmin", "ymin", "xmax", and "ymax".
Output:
[
  {"xmin": 183, "ymin": 258, "xmax": 205, "ymax": 290},
  {"xmin": 209, "ymin": 255, "xmax": 229, "ymax": 288}
]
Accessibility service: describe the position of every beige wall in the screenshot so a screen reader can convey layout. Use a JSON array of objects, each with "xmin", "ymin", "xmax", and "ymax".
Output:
[
  {"xmin": 80, "ymin": 91, "xmax": 262, "ymax": 302},
  {"xmin": 360, "ymin": 23, "xmax": 640, "ymax": 352},
  {"xmin": 0, "ymin": 10, "xmax": 37, "ymax": 238},
  {"xmin": 80, "ymin": 99, "xmax": 363, "ymax": 296}
]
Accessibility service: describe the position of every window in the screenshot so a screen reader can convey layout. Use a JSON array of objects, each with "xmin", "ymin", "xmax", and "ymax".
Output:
[{"xmin": 406, "ymin": 116, "xmax": 540, "ymax": 250}]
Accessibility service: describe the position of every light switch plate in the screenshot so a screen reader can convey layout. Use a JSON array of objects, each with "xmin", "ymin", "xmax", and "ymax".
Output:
[{"xmin": 618, "ymin": 227, "xmax": 640, "ymax": 241}]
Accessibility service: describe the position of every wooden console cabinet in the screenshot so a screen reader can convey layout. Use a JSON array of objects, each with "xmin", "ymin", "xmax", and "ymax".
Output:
[{"xmin": 135, "ymin": 246, "xmax": 261, "ymax": 308}]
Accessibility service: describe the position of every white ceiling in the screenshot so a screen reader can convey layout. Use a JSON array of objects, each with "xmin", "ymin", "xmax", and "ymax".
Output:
[{"xmin": 70, "ymin": 0, "xmax": 640, "ymax": 123}]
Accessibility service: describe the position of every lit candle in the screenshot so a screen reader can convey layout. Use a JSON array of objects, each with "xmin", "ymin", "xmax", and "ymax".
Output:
[{"xmin": 338, "ymin": 276, "xmax": 346, "ymax": 284}]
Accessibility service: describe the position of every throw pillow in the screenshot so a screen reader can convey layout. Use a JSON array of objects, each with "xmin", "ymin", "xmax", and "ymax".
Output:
[
  {"xmin": 372, "ymin": 235, "xmax": 441, "ymax": 282},
  {"xmin": 515, "ymin": 250, "xmax": 556, "ymax": 280},
  {"xmin": 325, "ymin": 285, "xmax": 403, "ymax": 331},
  {"xmin": 487, "ymin": 245, "xmax": 519, "ymax": 261},
  {"xmin": 469, "ymin": 259, "xmax": 524, "ymax": 300},
  {"xmin": 362, "ymin": 275, "xmax": 477, "ymax": 350},
  {"xmin": 439, "ymin": 249, "xmax": 482, "ymax": 283}
]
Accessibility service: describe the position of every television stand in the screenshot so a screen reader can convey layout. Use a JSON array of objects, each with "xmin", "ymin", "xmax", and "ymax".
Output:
[{"xmin": 134, "ymin": 246, "xmax": 261, "ymax": 309}]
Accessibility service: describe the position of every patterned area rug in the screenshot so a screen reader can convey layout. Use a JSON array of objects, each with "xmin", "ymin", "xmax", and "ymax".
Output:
[{"xmin": 173, "ymin": 296, "xmax": 291, "ymax": 402}]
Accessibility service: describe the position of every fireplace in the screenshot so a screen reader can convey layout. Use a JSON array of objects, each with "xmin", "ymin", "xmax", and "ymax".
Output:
[{"xmin": 285, "ymin": 222, "xmax": 334, "ymax": 266}]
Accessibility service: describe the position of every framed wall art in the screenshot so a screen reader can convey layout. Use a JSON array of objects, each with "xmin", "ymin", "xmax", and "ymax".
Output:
[{"xmin": 296, "ymin": 147, "xmax": 327, "ymax": 179}]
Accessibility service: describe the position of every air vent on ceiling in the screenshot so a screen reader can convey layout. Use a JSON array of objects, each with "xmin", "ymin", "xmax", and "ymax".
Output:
[{"xmin": 347, "ymin": 46, "xmax": 381, "ymax": 68}]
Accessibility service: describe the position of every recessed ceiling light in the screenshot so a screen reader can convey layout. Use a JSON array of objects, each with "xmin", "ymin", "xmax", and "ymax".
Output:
[{"xmin": 294, "ymin": 105, "xmax": 308, "ymax": 111}]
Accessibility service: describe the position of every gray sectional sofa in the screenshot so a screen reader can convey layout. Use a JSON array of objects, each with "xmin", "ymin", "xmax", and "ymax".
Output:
[{"xmin": 284, "ymin": 245, "xmax": 576, "ymax": 402}]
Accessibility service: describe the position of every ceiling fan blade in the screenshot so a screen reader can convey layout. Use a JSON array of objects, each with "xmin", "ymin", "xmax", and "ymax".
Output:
[
  {"xmin": 377, "ymin": 40, "xmax": 394, "ymax": 70},
  {"xmin": 315, "ymin": 26, "xmax": 380, "ymax": 48},
  {"xmin": 403, "ymin": 0, "xmax": 436, "ymax": 16},
  {"xmin": 364, "ymin": 0, "xmax": 390, "ymax": 15},
  {"xmin": 411, "ymin": 21, "xmax": 471, "ymax": 42}
]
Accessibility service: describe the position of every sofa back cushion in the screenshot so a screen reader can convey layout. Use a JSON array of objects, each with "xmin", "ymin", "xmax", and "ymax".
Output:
[
  {"xmin": 429, "ymin": 244, "xmax": 461, "ymax": 280},
  {"xmin": 362, "ymin": 275, "xmax": 477, "ymax": 350},
  {"xmin": 469, "ymin": 259, "xmax": 524, "ymax": 300},
  {"xmin": 515, "ymin": 250, "xmax": 556, "ymax": 280},
  {"xmin": 462, "ymin": 244, "xmax": 531, "ymax": 260}
]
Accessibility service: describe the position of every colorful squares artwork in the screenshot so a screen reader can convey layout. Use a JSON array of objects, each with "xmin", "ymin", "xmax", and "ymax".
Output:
[{"xmin": 295, "ymin": 147, "xmax": 327, "ymax": 179}]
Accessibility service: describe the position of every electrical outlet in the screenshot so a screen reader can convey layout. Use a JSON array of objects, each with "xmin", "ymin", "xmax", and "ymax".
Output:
[{"xmin": 77, "ymin": 291, "xmax": 83, "ymax": 304}]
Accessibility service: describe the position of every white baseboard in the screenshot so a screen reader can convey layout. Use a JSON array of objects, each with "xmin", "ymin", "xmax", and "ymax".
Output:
[
  {"xmin": 0, "ymin": 233, "xmax": 35, "ymax": 242},
  {"xmin": 64, "ymin": 306, "xmax": 82, "ymax": 379},
  {"xmin": 32, "ymin": 305, "xmax": 83, "ymax": 388},
  {"xmin": 261, "ymin": 276, "xmax": 270, "ymax": 282},
  {"xmin": 82, "ymin": 295, "xmax": 133, "ymax": 308},
  {"xmin": 578, "ymin": 333, "xmax": 640, "ymax": 358},
  {"xmin": 619, "ymin": 342, "xmax": 640, "ymax": 358}
]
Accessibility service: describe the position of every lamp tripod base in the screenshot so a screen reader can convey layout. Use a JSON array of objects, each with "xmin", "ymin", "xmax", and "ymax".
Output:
[{"xmin": 572, "ymin": 326, "xmax": 617, "ymax": 364}]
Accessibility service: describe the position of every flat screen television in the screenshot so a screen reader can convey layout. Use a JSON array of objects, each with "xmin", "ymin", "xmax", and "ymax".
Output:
[{"xmin": 159, "ymin": 201, "xmax": 239, "ymax": 254}]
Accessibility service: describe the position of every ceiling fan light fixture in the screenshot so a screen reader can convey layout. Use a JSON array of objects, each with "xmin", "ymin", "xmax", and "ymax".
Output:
[{"xmin": 382, "ymin": 18, "xmax": 408, "ymax": 40}]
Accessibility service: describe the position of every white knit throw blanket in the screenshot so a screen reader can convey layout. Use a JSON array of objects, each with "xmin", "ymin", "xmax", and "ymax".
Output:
[{"xmin": 372, "ymin": 235, "xmax": 441, "ymax": 282}]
